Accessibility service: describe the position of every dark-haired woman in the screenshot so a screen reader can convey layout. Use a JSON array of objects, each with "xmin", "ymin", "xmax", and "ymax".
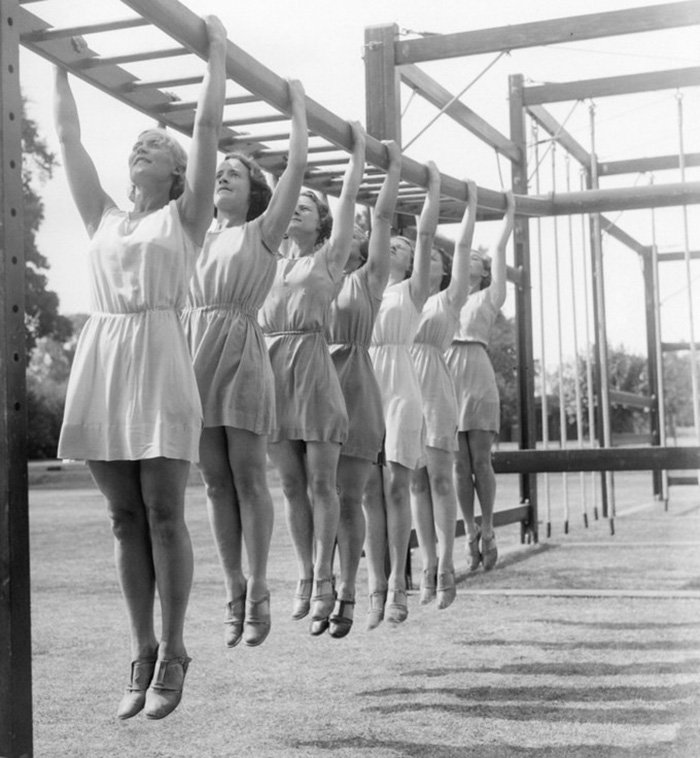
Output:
[
  {"xmin": 260, "ymin": 123, "xmax": 365, "ymax": 636},
  {"xmin": 53, "ymin": 16, "xmax": 226, "ymax": 720},
  {"xmin": 363, "ymin": 162, "xmax": 440, "ymax": 629},
  {"xmin": 446, "ymin": 191, "xmax": 514, "ymax": 573},
  {"xmin": 181, "ymin": 80, "xmax": 307, "ymax": 649},
  {"xmin": 326, "ymin": 140, "xmax": 402, "ymax": 637},
  {"xmin": 409, "ymin": 183, "xmax": 477, "ymax": 610}
]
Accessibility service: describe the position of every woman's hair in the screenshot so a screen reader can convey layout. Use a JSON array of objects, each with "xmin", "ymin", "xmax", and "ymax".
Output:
[
  {"xmin": 433, "ymin": 245, "xmax": 452, "ymax": 291},
  {"xmin": 129, "ymin": 128, "xmax": 188, "ymax": 202},
  {"xmin": 222, "ymin": 152, "xmax": 272, "ymax": 221},
  {"xmin": 473, "ymin": 249, "xmax": 492, "ymax": 289},
  {"xmin": 300, "ymin": 190, "xmax": 333, "ymax": 244},
  {"xmin": 353, "ymin": 226, "xmax": 369, "ymax": 266}
]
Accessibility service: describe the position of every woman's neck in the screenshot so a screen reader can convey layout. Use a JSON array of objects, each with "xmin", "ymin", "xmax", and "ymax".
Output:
[
  {"xmin": 131, "ymin": 186, "xmax": 170, "ymax": 214},
  {"xmin": 286, "ymin": 230, "xmax": 316, "ymax": 258},
  {"xmin": 216, "ymin": 207, "xmax": 247, "ymax": 228}
]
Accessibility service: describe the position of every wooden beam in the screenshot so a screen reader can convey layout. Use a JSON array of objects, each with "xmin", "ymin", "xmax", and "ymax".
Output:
[
  {"xmin": 663, "ymin": 341, "xmax": 700, "ymax": 351},
  {"xmin": 609, "ymin": 390, "xmax": 654, "ymax": 409},
  {"xmin": 526, "ymin": 104, "xmax": 590, "ymax": 167},
  {"xmin": 657, "ymin": 250, "xmax": 700, "ymax": 262},
  {"xmin": 20, "ymin": 17, "xmax": 150, "ymax": 41},
  {"xmin": 400, "ymin": 63, "xmax": 520, "ymax": 161},
  {"xmin": 365, "ymin": 24, "xmax": 401, "ymax": 143},
  {"xmin": 394, "ymin": 2, "xmax": 700, "ymax": 64},
  {"xmin": 523, "ymin": 66, "xmax": 700, "ymax": 106},
  {"xmin": 493, "ymin": 446, "xmax": 700, "ymax": 473},
  {"xmin": 599, "ymin": 152, "xmax": 700, "ymax": 176},
  {"xmin": 599, "ymin": 215, "xmax": 648, "ymax": 256}
]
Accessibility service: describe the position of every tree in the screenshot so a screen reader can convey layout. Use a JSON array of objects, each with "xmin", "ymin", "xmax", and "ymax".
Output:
[{"xmin": 22, "ymin": 100, "xmax": 73, "ymax": 354}]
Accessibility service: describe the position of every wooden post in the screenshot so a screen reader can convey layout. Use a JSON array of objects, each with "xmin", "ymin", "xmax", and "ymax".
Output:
[
  {"xmin": 1, "ymin": 0, "xmax": 33, "ymax": 755},
  {"xmin": 642, "ymin": 248, "xmax": 663, "ymax": 498},
  {"xmin": 509, "ymin": 74, "xmax": 538, "ymax": 543}
]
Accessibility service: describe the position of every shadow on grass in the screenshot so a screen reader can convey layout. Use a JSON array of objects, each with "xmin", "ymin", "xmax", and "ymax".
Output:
[
  {"xmin": 403, "ymin": 659, "xmax": 700, "ymax": 678},
  {"xmin": 533, "ymin": 620, "xmax": 700, "ymax": 629},
  {"xmin": 456, "ymin": 638, "xmax": 700, "ymax": 651}
]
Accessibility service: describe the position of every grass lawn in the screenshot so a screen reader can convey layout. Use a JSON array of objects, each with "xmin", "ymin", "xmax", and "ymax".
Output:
[{"xmin": 27, "ymin": 462, "xmax": 700, "ymax": 757}]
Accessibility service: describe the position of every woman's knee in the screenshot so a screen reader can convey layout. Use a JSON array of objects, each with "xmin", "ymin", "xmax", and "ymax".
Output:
[
  {"xmin": 107, "ymin": 500, "xmax": 146, "ymax": 541},
  {"xmin": 307, "ymin": 471, "xmax": 337, "ymax": 502},
  {"xmin": 430, "ymin": 470, "xmax": 454, "ymax": 498},
  {"xmin": 409, "ymin": 468, "xmax": 429, "ymax": 496}
]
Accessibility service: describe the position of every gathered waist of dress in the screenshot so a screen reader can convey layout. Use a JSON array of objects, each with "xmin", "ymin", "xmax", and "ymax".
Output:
[
  {"xmin": 91, "ymin": 305, "xmax": 178, "ymax": 317},
  {"xmin": 328, "ymin": 340, "xmax": 370, "ymax": 349},
  {"xmin": 183, "ymin": 301, "xmax": 257, "ymax": 319},
  {"xmin": 264, "ymin": 327, "xmax": 323, "ymax": 338},
  {"xmin": 451, "ymin": 338, "xmax": 488, "ymax": 348}
]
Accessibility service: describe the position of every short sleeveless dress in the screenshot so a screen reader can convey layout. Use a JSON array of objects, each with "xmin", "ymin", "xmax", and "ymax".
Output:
[
  {"xmin": 58, "ymin": 201, "xmax": 202, "ymax": 462},
  {"xmin": 410, "ymin": 289, "xmax": 460, "ymax": 452},
  {"xmin": 445, "ymin": 287, "xmax": 500, "ymax": 433},
  {"xmin": 327, "ymin": 266, "xmax": 385, "ymax": 462},
  {"xmin": 259, "ymin": 244, "xmax": 348, "ymax": 444},
  {"xmin": 369, "ymin": 279, "xmax": 425, "ymax": 469},
  {"xmin": 181, "ymin": 218, "xmax": 277, "ymax": 434}
]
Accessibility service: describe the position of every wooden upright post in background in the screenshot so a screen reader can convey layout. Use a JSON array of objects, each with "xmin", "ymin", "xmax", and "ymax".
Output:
[{"xmin": 1, "ymin": 0, "xmax": 33, "ymax": 756}]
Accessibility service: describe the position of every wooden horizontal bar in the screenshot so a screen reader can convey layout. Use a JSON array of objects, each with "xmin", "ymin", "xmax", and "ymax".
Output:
[
  {"xmin": 657, "ymin": 250, "xmax": 700, "ymax": 261},
  {"xmin": 523, "ymin": 66, "xmax": 700, "ymax": 106},
  {"xmin": 393, "ymin": 2, "xmax": 700, "ymax": 63},
  {"xmin": 529, "ymin": 180, "xmax": 700, "ymax": 216},
  {"xmin": 306, "ymin": 157, "xmax": 350, "ymax": 167},
  {"xmin": 612, "ymin": 433, "xmax": 653, "ymax": 446},
  {"xmin": 599, "ymin": 152, "xmax": 700, "ymax": 176},
  {"xmin": 75, "ymin": 47, "xmax": 190, "ymax": 68},
  {"xmin": 526, "ymin": 104, "xmax": 590, "ymax": 167},
  {"xmin": 20, "ymin": 17, "xmax": 149, "ymax": 41},
  {"xmin": 668, "ymin": 475, "xmax": 699, "ymax": 486},
  {"xmin": 221, "ymin": 113, "xmax": 288, "ymax": 127},
  {"xmin": 409, "ymin": 507, "xmax": 531, "ymax": 548},
  {"xmin": 400, "ymin": 63, "xmax": 520, "ymax": 161},
  {"xmin": 121, "ymin": 75, "xmax": 203, "ymax": 91},
  {"xmin": 609, "ymin": 390, "xmax": 654, "ymax": 409},
  {"xmin": 492, "ymin": 446, "xmax": 700, "ymax": 473},
  {"xmin": 261, "ymin": 145, "xmax": 339, "ymax": 157},
  {"xmin": 223, "ymin": 131, "xmax": 291, "ymax": 143},
  {"xmin": 662, "ymin": 341, "xmax": 700, "ymax": 351},
  {"xmin": 155, "ymin": 94, "xmax": 259, "ymax": 112}
]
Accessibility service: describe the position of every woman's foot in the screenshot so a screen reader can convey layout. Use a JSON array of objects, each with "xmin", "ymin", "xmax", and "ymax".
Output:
[
  {"xmin": 419, "ymin": 568, "xmax": 437, "ymax": 605},
  {"xmin": 116, "ymin": 655, "xmax": 157, "ymax": 720},
  {"xmin": 467, "ymin": 529, "xmax": 481, "ymax": 571},
  {"xmin": 224, "ymin": 589, "xmax": 246, "ymax": 648},
  {"xmin": 437, "ymin": 569, "xmax": 456, "ymax": 610},
  {"xmin": 291, "ymin": 577, "xmax": 313, "ymax": 620},
  {"xmin": 366, "ymin": 590, "xmax": 387, "ymax": 631},
  {"xmin": 243, "ymin": 593, "xmax": 271, "ymax": 646},
  {"xmin": 329, "ymin": 597, "xmax": 355, "ymax": 639},
  {"xmin": 482, "ymin": 533, "xmax": 498, "ymax": 571},
  {"xmin": 144, "ymin": 655, "xmax": 192, "ymax": 720},
  {"xmin": 309, "ymin": 577, "xmax": 335, "ymax": 636},
  {"xmin": 385, "ymin": 588, "xmax": 408, "ymax": 625}
]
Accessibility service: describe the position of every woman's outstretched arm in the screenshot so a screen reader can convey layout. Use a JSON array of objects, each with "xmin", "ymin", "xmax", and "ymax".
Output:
[
  {"xmin": 488, "ymin": 190, "xmax": 515, "ymax": 310},
  {"xmin": 409, "ymin": 161, "xmax": 441, "ymax": 310},
  {"xmin": 446, "ymin": 179, "xmax": 477, "ymax": 311}
]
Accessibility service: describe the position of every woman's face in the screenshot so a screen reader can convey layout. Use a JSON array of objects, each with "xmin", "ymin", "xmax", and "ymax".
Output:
[
  {"xmin": 214, "ymin": 158, "xmax": 251, "ymax": 212},
  {"xmin": 390, "ymin": 237, "xmax": 413, "ymax": 275},
  {"xmin": 288, "ymin": 195, "xmax": 321, "ymax": 237},
  {"xmin": 128, "ymin": 130, "xmax": 179, "ymax": 186},
  {"xmin": 429, "ymin": 248, "xmax": 445, "ymax": 286},
  {"xmin": 469, "ymin": 252, "xmax": 486, "ymax": 280}
]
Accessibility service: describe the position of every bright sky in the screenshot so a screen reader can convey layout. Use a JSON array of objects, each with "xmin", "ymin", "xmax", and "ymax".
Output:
[{"xmin": 17, "ymin": 0, "xmax": 700, "ymax": 362}]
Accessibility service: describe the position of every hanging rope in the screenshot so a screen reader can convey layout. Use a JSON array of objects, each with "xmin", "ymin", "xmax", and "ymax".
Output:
[
  {"xmin": 527, "ymin": 100, "xmax": 580, "ymax": 184},
  {"xmin": 402, "ymin": 50, "xmax": 508, "ymax": 151},
  {"xmin": 550, "ymin": 144, "xmax": 571, "ymax": 534},
  {"xmin": 675, "ymin": 91, "xmax": 700, "ymax": 482},
  {"xmin": 579, "ymin": 169, "xmax": 600, "ymax": 521},
  {"xmin": 531, "ymin": 121, "xmax": 553, "ymax": 538},
  {"xmin": 649, "ymin": 173, "xmax": 670, "ymax": 508},
  {"xmin": 565, "ymin": 155, "xmax": 589, "ymax": 529},
  {"xmin": 401, "ymin": 87, "xmax": 417, "ymax": 119}
]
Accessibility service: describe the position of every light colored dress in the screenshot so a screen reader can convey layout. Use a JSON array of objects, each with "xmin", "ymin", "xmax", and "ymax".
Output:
[
  {"xmin": 58, "ymin": 201, "xmax": 202, "ymax": 462},
  {"xmin": 327, "ymin": 265, "xmax": 385, "ymax": 462},
  {"xmin": 369, "ymin": 279, "xmax": 425, "ymax": 469},
  {"xmin": 181, "ymin": 218, "xmax": 277, "ymax": 434},
  {"xmin": 259, "ymin": 244, "xmax": 348, "ymax": 443},
  {"xmin": 445, "ymin": 287, "xmax": 500, "ymax": 433},
  {"xmin": 410, "ymin": 289, "xmax": 460, "ymax": 452}
]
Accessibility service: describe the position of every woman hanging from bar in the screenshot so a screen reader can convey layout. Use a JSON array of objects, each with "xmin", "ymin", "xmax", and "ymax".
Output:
[
  {"xmin": 260, "ymin": 123, "xmax": 366, "ymax": 636},
  {"xmin": 325, "ymin": 140, "xmax": 402, "ymax": 637},
  {"xmin": 181, "ymin": 81, "xmax": 307, "ymax": 649},
  {"xmin": 53, "ymin": 16, "xmax": 226, "ymax": 720},
  {"xmin": 409, "ymin": 181, "xmax": 477, "ymax": 609},
  {"xmin": 446, "ymin": 191, "xmax": 515, "ymax": 572},
  {"xmin": 363, "ymin": 161, "xmax": 441, "ymax": 629}
]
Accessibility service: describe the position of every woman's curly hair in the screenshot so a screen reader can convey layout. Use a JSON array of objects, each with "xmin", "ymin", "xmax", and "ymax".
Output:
[
  {"xmin": 222, "ymin": 152, "xmax": 273, "ymax": 221},
  {"xmin": 300, "ymin": 190, "xmax": 333, "ymax": 245}
]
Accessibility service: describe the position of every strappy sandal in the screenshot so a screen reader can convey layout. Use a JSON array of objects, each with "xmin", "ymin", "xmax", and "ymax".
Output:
[
  {"xmin": 291, "ymin": 578, "xmax": 313, "ymax": 620},
  {"xmin": 329, "ymin": 597, "xmax": 355, "ymax": 639},
  {"xmin": 385, "ymin": 588, "xmax": 408, "ymax": 625},
  {"xmin": 419, "ymin": 568, "xmax": 437, "ymax": 605},
  {"xmin": 144, "ymin": 655, "xmax": 192, "ymax": 720},
  {"xmin": 309, "ymin": 577, "xmax": 335, "ymax": 636},
  {"xmin": 366, "ymin": 590, "xmax": 387, "ymax": 631},
  {"xmin": 482, "ymin": 534, "xmax": 498, "ymax": 571},
  {"xmin": 224, "ymin": 590, "xmax": 246, "ymax": 648},
  {"xmin": 437, "ymin": 569, "xmax": 456, "ymax": 610},
  {"xmin": 116, "ymin": 656, "xmax": 157, "ymax": 720},
  {"xmin": 243, "ymin": 593, "xmax": 271, "ymax": 647},
  {"xmin": 467, "ymin": 529, "xmax": 482, "ymax": 571}
]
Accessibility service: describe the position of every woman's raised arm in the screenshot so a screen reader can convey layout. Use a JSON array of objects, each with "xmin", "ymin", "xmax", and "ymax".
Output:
[
  {"xmin": 446, "ymin": 179, "xmax": 477, "ymax": 311},
  {"xmin": 409, "ymin": 161, "xmax": 441, "ymax": 310},
  {"xmin": 488, "ymin": 190, "xmax": 515, "ymax": 310}
]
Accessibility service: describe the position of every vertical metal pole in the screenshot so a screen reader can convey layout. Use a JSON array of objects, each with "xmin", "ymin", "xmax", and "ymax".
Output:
[
  {"xmin": 587, "ymin": 103, "xmax": 615, "ymax": 533},
  {"xmin": 509, "ymin": 74, "xmax": 538, "ymax": 543},
  {"xmin": 1, "ymin": 0, "xmax": 33, "ymax": 755}
]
